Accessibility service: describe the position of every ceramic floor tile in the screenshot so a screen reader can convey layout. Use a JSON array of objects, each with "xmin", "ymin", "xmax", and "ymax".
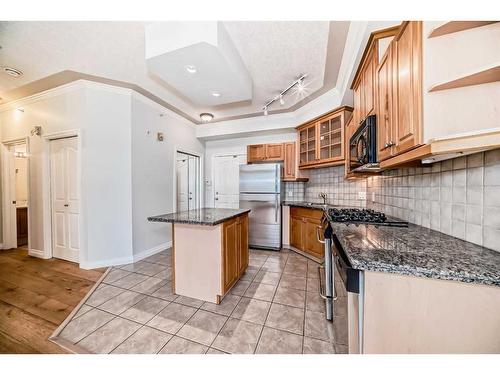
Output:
[
  {"xmin": 201, "ymin": 294, "xmax": 241, "ymax": 316},
  {"xmin": 211, "ymin": 318, "xmax": 262, "ymax": 354},
  {"xmin": 153, "ymin": 266, "xmax": 173, "ymax": 280},
  {"xmin": 332, "ymin": 315, "xmax": 348, "ymax": 345},
  {"xmin": 59, "ymin": 308, "xmax": 114, "ymax": 343},
  {"xmin": 85, "ymin": 285, "xmax": 125, "ymax": 307},
  {"xmin": 120, "ymin": 296, "xmax": 170, "ymax": 324},
  {"xmin": 230, "ymin": 297, "xmax": 271, "ymax": 325},
  {"xmin": 306, "ymin": 278, "xmax": 319, "ymax": 293},
  {"xmin": 243, "ymin": 282, "xmax": 277, "ymax": 302},
  {"xmin": 335, "ymin": 344, "xmax": 348, "ymax": 354},
  {"xmin": 177, "ymin": 310, "xmax": 228, "ymax": 346},
  {"xmin": 255, "ymin": 327, "xmax": 303, "ymax": 354},
  {"xmin": 248, "ymin": 259, "xmax": 265, "ymax": 267},
  {"xmin": 283, "ymin": 263, "xmax": 307, "ymax": 277},
  {"xmin": 158, "ymin": 336, "xmax": 208, "ymax": 354},
  {"xmin": 120, "ymin": 261, "xmax": 148, "ymax": 272},
  {"xmin": 150, "ymin": 282, "xmax": 178, "ymax": 301},
  {"xmin": 253, "ymin": 270, "xmax": 282, "ymax": 285},
  {"xmin": 134, "ymin": 262, "xmax": 167, "ymax": 277},
  {"xmin": 305, "ymin": 291, "xmax": 324, "ymax": 312},
  {"xmin": 175, "ymin": 295, "xmax": 204, "ymax": 308},
  {"xmin": 273, "ymin": 286, "xmax": 306, "ymax": 308},
  {"xmin": 206, "ymin": 347, "xmax": 228, "ymax": 354},
  {"xmin": 155, "ymin": 257, "xmax": 172, "ymax": 267},
  {"xmin": 229, "ymin": 280, "xmax": 251, "ymax": 296},
  {"xmin": 73, "ymin": 304, "xmax": 93, "ymax": 319},
  {"xmin": 304, "ymin": 309, "xmax": 334, "ymax": 343},
  {"xmin": 265, "ymin": 303, "xmax": 304, "ymax": 335},
  {"xmin": 103, "ymin": 269, "xmax": 131, "ymax": 284},
  {"xmin": 303, "ymin": 336, "xmax": 335, "ymax": 354},
  {"xmin": 109, "ymin": 273, "xmax": 150, "ymax": 289},
  {"xmin": 130, "ymin": 276, "xmax": 167, "ymax": 295},
  {"xmin": 279, "ymin": 274, "xmax": 307, "ymax": 291},
  {"xmin": 260, "ymin": 261, "xmax": 286, "ymax": 273},
  {"xmin": 146, "ymin": 302, "xmax": 197, "ymax": 334},
  {"xmin": 78, "ymin": 317, "xmax": 141, "ymax": 354},
  {"xmin": 99, "ymin": 290, "xmax": 145, "ymax": 315},
  {"xmin": 112, "ymin": 326, "xmax": 172, "ymax": 354}
]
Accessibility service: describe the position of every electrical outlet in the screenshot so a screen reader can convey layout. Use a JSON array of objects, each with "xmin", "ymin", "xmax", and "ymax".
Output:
[
  {"xmin": 288, "ymin": 190, "xmax": 293, "ymax": 197},
  {"xmin": 371, "ymin": 192, "xmax": 376, "ymax": 202},
  {"xmin": 358, "ymin": 191, "xmax": 367, "ymax": 200}
]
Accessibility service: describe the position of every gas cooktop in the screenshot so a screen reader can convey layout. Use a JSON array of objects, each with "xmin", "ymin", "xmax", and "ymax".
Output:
[{"xmin": 324, "ymin": 208, "xmax": 408, "ymax": 227}]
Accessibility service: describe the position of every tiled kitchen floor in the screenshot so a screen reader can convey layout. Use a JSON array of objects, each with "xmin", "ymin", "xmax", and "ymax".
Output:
[{"xmin": 54, "ymin": 248, "xmax": 348, "ymax": 354}]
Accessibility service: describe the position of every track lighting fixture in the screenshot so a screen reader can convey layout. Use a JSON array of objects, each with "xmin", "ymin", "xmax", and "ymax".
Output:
[
  {"xmin": 264, "ymin": 107, "xmax": 268, "ymax": 116},
  {"xmin": 262, "ymin": 74, "xmax": 307, "ymax": 115}
]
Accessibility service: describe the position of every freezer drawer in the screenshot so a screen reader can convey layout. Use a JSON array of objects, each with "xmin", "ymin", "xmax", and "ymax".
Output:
[{"xmin": 239, "ymin": 193, "xmax": 281, "ymax": 250}]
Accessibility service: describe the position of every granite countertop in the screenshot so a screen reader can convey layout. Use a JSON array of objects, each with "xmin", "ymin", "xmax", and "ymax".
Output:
[
  {"xmin": 282, "ymin": 201, "xmax": 329, "ymax": 210},
  {"xmin": 148, "ymin": 208, "xmax": 251, "ymax": 226},
  {"xmin": 330, "ymin": 221, "xmax": 500, "ymax": 287}
]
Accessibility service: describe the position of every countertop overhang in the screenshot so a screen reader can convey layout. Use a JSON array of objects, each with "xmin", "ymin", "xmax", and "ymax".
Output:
[{"xmin": 148, "ymin": 208, "xmax": 251, "ymax": 226}]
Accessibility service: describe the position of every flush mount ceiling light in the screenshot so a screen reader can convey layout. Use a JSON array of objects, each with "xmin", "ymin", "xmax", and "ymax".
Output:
[
  {"xmin": 262, "ymin": 74, "xmax": 307, "ymax": 115},
  {"xmin": 200, "ymin": 113, "xmax": 214, "ymax": 123},
  {"xmin": 185, "ymin": 65, "xmax": 197, "ymax": 74},
  {"xmin": 3, "ymin": 66, "xmax": 23, "ymax": 78},
  {"xmin": 211, "ymin": 91, "xmax": 222, "ymax": 97}
]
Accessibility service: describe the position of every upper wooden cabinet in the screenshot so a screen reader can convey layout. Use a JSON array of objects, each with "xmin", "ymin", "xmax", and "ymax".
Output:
[
  {"xmin": 296, "ymin": 106, "xmax": 353, "ymax": 170},
  {"xmin": 283, "ymin": 142, "xmax": 296, "ymax": 180},
  {"xmin": 247, "ymin": 143, "xmax": 284, "ymax": 163},
  {"xmin": 351, "ymin": 22, "xmax": 423, "ymax": 166}
]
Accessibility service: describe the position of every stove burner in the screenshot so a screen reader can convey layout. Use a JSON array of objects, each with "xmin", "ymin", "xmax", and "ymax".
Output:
[{"xmin": 327, "ymin": 208, "xmax": 387, "ymax": 223}]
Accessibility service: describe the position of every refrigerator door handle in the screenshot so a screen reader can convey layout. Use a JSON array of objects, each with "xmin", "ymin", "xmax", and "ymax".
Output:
[{"xmin": 275, "ymin": 193, "xmax": 279, "ymax": 222}]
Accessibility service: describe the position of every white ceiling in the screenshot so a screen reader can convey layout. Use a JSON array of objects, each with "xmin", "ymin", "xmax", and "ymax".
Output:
[{"xmin": 0, "ymin": 21, "xmax": 350, "ymax": 123}]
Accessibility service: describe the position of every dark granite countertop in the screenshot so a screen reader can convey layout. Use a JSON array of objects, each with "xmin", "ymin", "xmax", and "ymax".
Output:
[
  {"xmin": 148, "ymin": 208, "xmax": 250, "ymax": 226},
  {"xmin": 282, "ymin": 201, "xmax": 329, "ymax": 210},
  {"xmin": 330, "ymin": 222, "xmax": 500, "ymax": 287}
]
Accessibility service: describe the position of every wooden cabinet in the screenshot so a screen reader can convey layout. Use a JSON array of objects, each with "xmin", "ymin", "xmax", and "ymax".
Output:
[
  {"xmin": 376, "ymin": 42, "xmax": 395, "ymax": 162},
  {"xmin": 296, "ymin": 106, "xmax": 353, "ymax": 170},
  {"xmin": 16, "ymin": 207, "xmax": 28, "ymax": 246},
  {"xmin": 247, "ymin": 143, "xmax": 284, "ymax": 163},
  {"xmin": 289, "ymin": 207, "xmax": 324, "ymax": 258},
  {"xmin": 283, "ymin": 142, "xmax": 296, "ymax": 180},
  {"xmin": 362, "ymin": 49, "xmax": 376, "ymax": 118},
  {"xmin": 393, "ymin": 21, "xmax": 423, "ymax": 155},
  {"xmin": 222, "ymin": 213, "xmax": 249, "ymax": 294},
  {"xmin": 247, "ymin": 144, "xmax": 266, "ymax": 162}
]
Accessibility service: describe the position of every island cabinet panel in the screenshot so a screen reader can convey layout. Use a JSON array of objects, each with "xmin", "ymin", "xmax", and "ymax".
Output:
[
  {"xmin": 222, "ymin": 213, "xmax": 249, "ymax": 295},
  {"xmin": 289, "ymin": 207, "xmax": 324, "ymax": 258}
]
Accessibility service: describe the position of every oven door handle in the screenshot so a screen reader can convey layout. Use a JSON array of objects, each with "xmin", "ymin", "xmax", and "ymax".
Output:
[{"xmin": 316, "ymin": 226, "xmax": 325, "ymax": 244}]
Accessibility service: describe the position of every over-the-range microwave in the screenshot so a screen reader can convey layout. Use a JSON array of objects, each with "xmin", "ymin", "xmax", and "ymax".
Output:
[{"xmin": 349, "ymin": 115, "xmax": 380, "ymax": 172}]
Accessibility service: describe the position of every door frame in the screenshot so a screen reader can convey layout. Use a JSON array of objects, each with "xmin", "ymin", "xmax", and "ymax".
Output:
[
  {"xmin": 42, "ymin": 129, "xmax": 82, "ymax": 262},
  {"xmin": 1, "ymin": 137, "xmax": 30, "ymax": 251},
  {"xmin": 173, "ymin": 147, "xmax": 204, "ymax": 212}
]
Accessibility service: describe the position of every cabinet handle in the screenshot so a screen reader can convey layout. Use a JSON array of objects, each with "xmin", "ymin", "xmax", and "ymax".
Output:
[{"xmin": 316, "ymin": 226, "xmax": 325, "ymax": 244}]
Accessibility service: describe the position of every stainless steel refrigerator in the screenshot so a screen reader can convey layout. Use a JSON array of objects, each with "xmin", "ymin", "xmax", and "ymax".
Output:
[{"xmin": 239, "ymin": 163, "xmax": 283, "ymax": 250}]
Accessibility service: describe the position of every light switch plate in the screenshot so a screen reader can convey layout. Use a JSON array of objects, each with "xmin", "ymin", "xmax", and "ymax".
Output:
[
  {"xmin": 288, "ymin": 191, "xmax": 293, "ymax": 197},
  {"xmin": 358, "ymin": 191, "xmax": 367, "ymax": 200},
  {"xmin": 371, "ymin": 192, "xmax": 376, "ymax": 202}
]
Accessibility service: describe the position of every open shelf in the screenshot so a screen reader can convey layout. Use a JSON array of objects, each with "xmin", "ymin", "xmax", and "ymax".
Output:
[
  {"xmin": 428, "ymin": 65, "xmax": 500, "ymax": 92},
  {"xmin": 428, "ymin": 21, "xmax": 498, "ymax": 38}
]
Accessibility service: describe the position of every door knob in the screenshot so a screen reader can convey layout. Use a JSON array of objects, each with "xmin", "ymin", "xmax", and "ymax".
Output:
[
  {"xmin": 215, "ymin": 198, "xmax": 219, "ymax": 201},
  {"xmin": 12, "ymin": 200, "xmax": 16, "ymax": 204},
  {"xmin": 64, "ymin": 204, "xmax": 69, "ymax": 207}
]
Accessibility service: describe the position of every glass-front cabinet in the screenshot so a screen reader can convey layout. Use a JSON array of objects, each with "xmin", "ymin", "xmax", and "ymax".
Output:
[{"xmin": 296, "ymin": 106, "xmax": 352, "ymax": 169}]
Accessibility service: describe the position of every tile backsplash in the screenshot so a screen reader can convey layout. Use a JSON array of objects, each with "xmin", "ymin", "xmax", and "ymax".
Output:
[
  {"xmin": 366, "ymin": 150, "xmax": 500, "ymax": 252},
  {"xmin": 285, "ymin": 166, "xmax": 367, "ymax": 208}
]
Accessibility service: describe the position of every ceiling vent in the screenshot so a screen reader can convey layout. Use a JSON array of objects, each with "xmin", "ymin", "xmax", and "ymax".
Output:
[{"xmin": 3, "ymin": 67, "xmax": 23, "ymax": 78}]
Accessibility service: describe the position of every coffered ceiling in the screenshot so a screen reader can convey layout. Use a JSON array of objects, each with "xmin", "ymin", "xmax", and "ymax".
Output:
[{"xmin": 0, "ymin": 21, "xmax": 350, "ymax": 123}]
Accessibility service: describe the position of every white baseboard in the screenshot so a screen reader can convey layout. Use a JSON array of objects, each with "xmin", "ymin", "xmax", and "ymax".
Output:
[
  {"xmin": 29, "ymin": 248, "xmax": 50, "ymax": 259},
  {"xmin": 0, "ymin": 243, "xmax": 3, "ymax": 250},
  {"xmin": 133, "ymin": 241, "xmax": 172, "ymax": 263},
  {"xmin": 80, "ymin": 255, "xmax": 134, "ymax": 270}
]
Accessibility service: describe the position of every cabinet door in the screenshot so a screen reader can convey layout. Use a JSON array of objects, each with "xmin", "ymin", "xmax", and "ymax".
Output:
[
  {"xmin": 362, "ymin": 49, "xmax": 376, "ymax": 118},
  {"xmin": 303, "ymin": 218, "xmax": 324, "ymax": 258},
  {"xmin": 238, "ymin": 214, "xmax": 249, "ymax": 274},
  {"xmin": 265, "ymin": 144, "xmax": 284, "ymax": 161},
  {"xmin": 353, "ymin": 84, "xmax": 362, "ymax": 129},
  {"xmin": 299, "ymin": 124, "xmax": 318, "ymax": 166},
  {"xmin": 376, "ymin": 44, "xmax": 394, "ymax": 162},
  {"xmin": 394, "ymin": 21, "xmax": 422, "ymax": 155},
  {"xmin": 247, "ymin": 145, "xmax": 266, "ymax": 163},
  {"xmin": 223, "ymin": 218, "xmax": 239, "ymax": 293},
  {"xmin": 283, "ymin": 142, "xmax": 296, "ymax": 180},
  {"xmin": 318, "ymin": 114, "xmax": 344, "ymax": 162},
  {"xmin": 290, "ymin": 216, "xmax": 303, "ymax": 250}
]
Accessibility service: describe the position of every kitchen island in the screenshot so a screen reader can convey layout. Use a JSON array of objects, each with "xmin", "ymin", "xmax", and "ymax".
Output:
[{"xmin": 148, "ymin": 208, "xmax": 250, "ymax": 304}]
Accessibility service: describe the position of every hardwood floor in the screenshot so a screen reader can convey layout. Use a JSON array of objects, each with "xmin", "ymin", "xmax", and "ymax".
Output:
[{"xmin": 0, "ymin": 248, "xmax": 106, "ymax": 353}]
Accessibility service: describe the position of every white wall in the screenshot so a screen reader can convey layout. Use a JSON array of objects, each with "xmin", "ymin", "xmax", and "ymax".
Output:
[
  {"xmin": 204, "ymin": 130, "xmax": 296, "ymax": 207},
  {"xmin": 131, "ymin": 94, "xmax": 204, "ymax": 258}
]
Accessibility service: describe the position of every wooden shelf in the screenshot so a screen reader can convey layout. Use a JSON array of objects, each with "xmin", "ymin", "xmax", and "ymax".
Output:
[
  {"xmin": 428, "ymin": 21, "xmax": 497, "ymax": 38},
  {"xmin": 282, "ymin": 177, "xmax": 309, "ymax": 182},
  {"xmin": 428, "ymin": 65, "xmax": 500, "ymax": 92}
]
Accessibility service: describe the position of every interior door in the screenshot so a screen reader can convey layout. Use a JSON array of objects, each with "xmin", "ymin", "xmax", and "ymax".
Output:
[
  {"xmin": 213, "ymin": 154, "xmax": 245, "ymax": 208},
  {"xmin": 50, "ymin": 137, "xmax": 79, "ymax": 263},
  {"xmin": 176, "ymin": 158, "xmax": 189, "ymax": 211}
]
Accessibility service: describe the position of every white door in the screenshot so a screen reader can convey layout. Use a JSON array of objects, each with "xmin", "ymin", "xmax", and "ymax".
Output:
[
  {"xmin": 213, "ymin": 154, "xmax": 245, "ymax": 209},
  {"xmin": 176, "ymin": 158, "xmax": 189, "ymax": 211},
  {"xmin": 50, "ymin": 137, "xmax": 80, "ymax": 262}
]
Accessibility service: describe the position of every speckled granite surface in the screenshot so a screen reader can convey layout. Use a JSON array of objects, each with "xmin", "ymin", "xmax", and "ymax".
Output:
[
  {"xmin": 148, "ymin": 208, "xmax": 250, "ymax": 226},
  {"xmin": 330, "ymin": 222, "xmax": 500, "ymax": 287},
  {"xmin": 282, "ymin": 201, "xmax": 329, "ymax": 210}
]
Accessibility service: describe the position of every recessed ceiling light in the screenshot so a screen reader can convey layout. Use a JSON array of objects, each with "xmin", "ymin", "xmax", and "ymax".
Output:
[
  {"xmin": 200, "ymin": 113, "xmax": 214, "ymax": 123},
  {"xmin": 211, "ymin": 91, "xmax": 221, "ymax": 97},
  {"xmin": 185, "ymin": 65, "xmax": 197, "ymax": 74},
  {"xmin": 3, "ymin": 67, "xmax": 23, "ymax": 78}
]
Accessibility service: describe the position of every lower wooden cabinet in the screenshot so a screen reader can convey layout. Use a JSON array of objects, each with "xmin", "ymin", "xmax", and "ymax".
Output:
[
  {"xmin": 222, "ymin": 213, "xmax": 249, "ymax": 294},
  {"xmin": 289, "ymin": 207, "xmax": 324, "ymax": 258}
]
